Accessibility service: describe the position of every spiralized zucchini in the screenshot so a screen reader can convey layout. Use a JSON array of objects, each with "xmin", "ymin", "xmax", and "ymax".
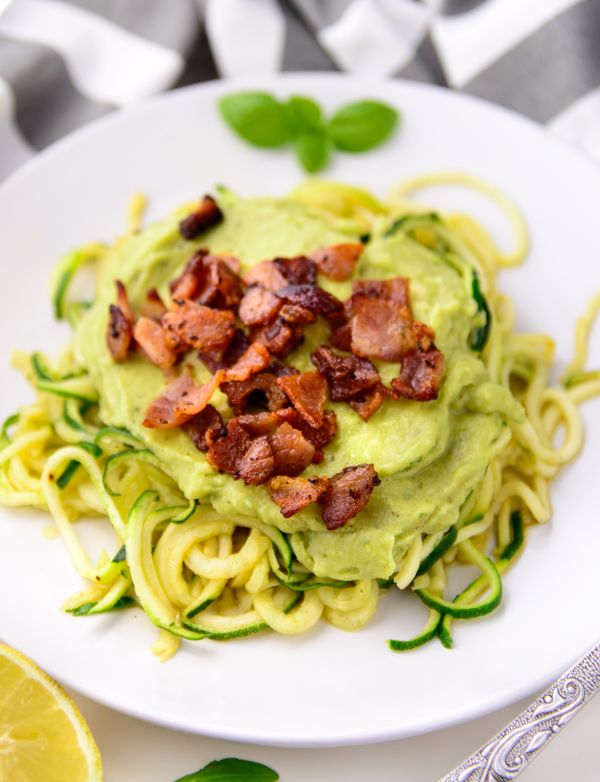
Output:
[{"xmin": 1, "ymin": 176, "xmax": 598, "ymax": 658}]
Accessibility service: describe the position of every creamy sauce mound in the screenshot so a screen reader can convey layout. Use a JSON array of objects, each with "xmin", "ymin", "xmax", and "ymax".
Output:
[{"xmin": 75, "ymin": 193, "xmax": 523, "ymax": 580}]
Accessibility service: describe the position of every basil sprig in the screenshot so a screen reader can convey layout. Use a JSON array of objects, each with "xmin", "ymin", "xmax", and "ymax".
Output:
[
  {"xmin": 218, "ymin": 91, "xmax": 400, "ymax": 173},
  {"xmin": 174, "ymin": 757, "xmax": 279, "ymax": 782}
]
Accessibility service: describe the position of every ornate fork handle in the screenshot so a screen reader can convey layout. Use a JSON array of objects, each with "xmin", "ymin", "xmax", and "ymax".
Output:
[{"xmin": 439, "ymin": 642, "xmax": 600, "ymax": 782}]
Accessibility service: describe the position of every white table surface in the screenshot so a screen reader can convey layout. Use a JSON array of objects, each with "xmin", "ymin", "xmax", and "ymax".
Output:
[{"xmin": 69, "ymin": 679, "xmax": 599, "ymax": 782}]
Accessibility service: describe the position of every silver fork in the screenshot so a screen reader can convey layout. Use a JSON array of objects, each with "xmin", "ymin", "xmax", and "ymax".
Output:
[{"xmin": 439, "ymin": 642, "xmax": 600, "ymax": 781}]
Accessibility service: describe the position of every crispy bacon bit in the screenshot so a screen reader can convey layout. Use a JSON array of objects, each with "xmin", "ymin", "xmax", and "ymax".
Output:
[
  {"xmin": 237, "ymin": 411, "xmax": 283, "ymax": 436},
  {"xmin": 412, "ymin": 320, "xmax": 435, "ymax": 352},
  {"xmin": 244, "ymin": 260, "xmax": 289, "ymax": 291},
  {"xmin": 170, "ymin": 251, "xmax": 244, "ymax": 309},
  {"xmin": 179, "ymin": 195, "xmax": 223, "ymax": 239},
  {"xmin": 182, "ymin": 405, "xmax": 225, "ymax": 452},
  {"xmin": 107, "ymin": 307, "xmax": 132, "ymax": 362},
  {"xmin": 348, "ymin": 386, "xmax": 385, "ymax": 421},
  {"xmin": 273, "ymin": 256, "xmax": 317, "ymax": 286},
  {"xmin": 239, "ymin": 286, "xmax": 282, "ymax": 326},
  {"xmin": 141, "ymin": 288, "xmax": 167, "ymax": 321},
  {"xmin": 310, "ymin": 243, "xmax": 364, "ymax": 281},
  {"xmin": 216, "ymin": 253, "xmax": 241, "ymax": 274},
  {"xmin": 279, "ymin": 302, "xmax": 317, "ymax": 324},
  {"xmin": 170, "ymin": 251, "xmax": 207, "ymax": 301},
  {"xmin": 268, "ymin": 363, "xmax": 300, "ymax": 378},
  {"xmin": 225, "ymin": 342, "xmax": 271, "ymax": 381},
  {"xmin": 270, "ymin": 422, "xmax": 315, "ymax": 476},
  {"xmin": 144, "ymin": 344, "xmax": 269, "ymax": 429},
  {"xmin": 352, "ymin": 277, "xmax": 411, "ymax": 307},
  {"xmin": 107, "ymin": 282, "xmax": 134, "ymax": 362},
  {"xmin": 268, "ymin": 475, "xmax": 329, "ymax": 518},
  {"xmin": 206, "ymin": 419, "xmax": 252, "ymax": 475},
  {"xmin": 133, "ymin": 316, "xmax": 178, "ymax": 370},
  {"xmin": 162, "ymin": 300, "xmax": 235, "ymax": 353},
  {"xmin": 277, "ymin": 371, "xmax": 327, "ymax": 428},
  {"xmin": 321, "ymin": 464, "xmax": 380, "ymax": 530},
  {"xmin": 200, "ymin": 255, "xmax": 244, "ymax": 309},
  {"xmin": 311, "ymin": 346, "xmax": 379, "ymax": 401},
  {"xmin": 237, "ymin": 436, "xmax": 275, "ymax": 485},
  {"xmin": 168, "ymin": 372, "xmax": 222, "ymax": 422},
  {"xmin": 329, "ymin": 321, "xmax": 353, "ymax": 352},
  {"xmin": 298, "ymin": 409, "xmax": 338, "ymax": 451},
  {"xmin": 350, "ymin": 297, "xmax": 415, "ymax": 362},
  {"xmin": 251, "ymin": 319, "xmax": 304, "ymax": 358},
  {"xmin": 115, "ymin": 280, "xmax": 134, "ymax": 323},
  {"xmin": 199, "ymin": 329, "xmax": 252, "ymax": 373},
  {"xmin": 276, "ymin": 285, "xmax": 344, "ymax": 320},
  {"xmin": 222, "ymin": 372, "xmax": 288, "ymax": 415},
  {"xmin": 143, "ymin": 373, "xmax": 196, "ymax": 429},
  {"xmin": 391, "ymin": 347, "xmax": 444, "ymax": 402}
]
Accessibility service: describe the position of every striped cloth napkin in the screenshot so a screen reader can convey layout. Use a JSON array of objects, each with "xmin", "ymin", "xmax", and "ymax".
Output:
[{"xmin": 1, "ymin": 0, "xmax": 599, "ymax": 181}]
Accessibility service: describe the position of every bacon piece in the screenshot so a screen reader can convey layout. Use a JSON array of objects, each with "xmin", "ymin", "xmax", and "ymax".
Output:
[
  {"xmin": 237, "ymin": 436, "xmax": 275, "ymax": 485},
  {"xmin": 268, "ymin": 363, "xmax": 300, "ymax": 378},
  {"xmin": 277, "ymin": 371, "xmax": 327, "ymax": 428},
  {"xmin": 179, "ymin": 195, "xmax": 223, "ymax": 239},
  {"xmin": 391, "ymin": 347, "xmax": 444, "ymax": 402},
  {"xmin": 222, "ymin": 372, "xmax": 288, "ymax": 415},
  {"xmin": 268, "ymin": 475, "xmax": 329, "ymax": 518},
  {"xmin": 350, "ymin": 297, "xmax": 415, "ymax": 362},
  {"xmin": 237, "ymin": 411, "xmax": 283, "ymax": 436},
  {"xmin": 311, "ymin": 346, "xmax": 379, "ymax": 401},
  {"xmin": 276, "ymin": 285, "xmax": 344, "ymax": 320},
  {"xmin": 143, "ymin": 373, "xmax": 196, "ymax": 428},
  {"xmin": 182, "ymin": 405, "xmax": 225, "ymax": 452},
  {"xmin": 170, "ymin": 251, "xmax": 243, "ymax": 309},
  {"xmin": 107, "ymin": 304, "xmax": 133, "ymax": 362},
  {"xmin": 412, "ymin": 320, "xmax": 435, "ymax": 352},
  {"xmin": 133, "ymin": 317, "xmax": 178, "ymax": 370},
  {"xmin": 199, "ymin": 329, "xmax": 252, "ymax": 373},
  {"xmin": 239, "ymin": 286, "xmax": 282, "ymax": 326},
  {"xmin": 144, "ymin": 344, "xmax": 269, "ymax": 429},
  {"xmin": 140, "ymin": 288, "xmax": 167, "ymax": 321},
  {"xmin": 251, "ymin": 318, "xmax": 304, "ymax": 358},
  {"xmin": 352, "ymin": 277, "xmax": 411, "ymax": 307},
  {"xmin": 225, "ymin": 342, "xmax": 270, "ymax": 381},
  {"xmin": 329, "ymin": 321, "xmax": 353, "ymax": 352},
  {"xmin": 162, "ymin": 300, "xmax": 235, "ymax": 353},
  {"xmin": 216, "ymin": 253, "xmax": 241, "ymax": 274},
  {"xmin": 170, "ymin": 251, "xmax": 207, "ymax": 301},
  {"xmin": 206, "ymin": 419, "xmax": 252, "ymax": 475},
  {"xmin": 310, "ymin": 243, "xmax": 364, "ymax": 281},
  {"xmin": 348, "ymin": 386, "xmax": 385, "ymax": 421},
  {"xmin": 244, "ymin": 260, "xmax": 289, "ymax": 292},
  {"xmin": 320, "ymin": 464, "xmax": 380, "ymax": 530},
  {"xmin": 200, "ymin": 255, "xmax": 244, "ymax": 309},
  {"xmin": 273, "ymin": 256, "xmax": 317, "ymax": 286},
  {"xmin": 115, "ymin": 280, "xmax": 134, "ymax": 323},
  {"xmin": 270, "ymin": 422, "xmax": 315, "ymax": 476},
  {"xmin": 297, "ymin": 410, "xmax": 337, "ymax": 452},
  {"xmin": 279, "ymin": 303, "xmax": 317, "ymax": 324}
]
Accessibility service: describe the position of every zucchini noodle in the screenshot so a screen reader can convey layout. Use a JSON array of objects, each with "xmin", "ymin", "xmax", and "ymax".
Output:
[{"xmin": 1, "ymin": 176, "xmax": 598, "ymax": 658}]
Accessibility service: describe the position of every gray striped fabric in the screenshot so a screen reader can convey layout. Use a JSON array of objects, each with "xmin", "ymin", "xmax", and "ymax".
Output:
[{"xmin": 0, "ymin": 0, "xmax": 599, "ymax": 179}]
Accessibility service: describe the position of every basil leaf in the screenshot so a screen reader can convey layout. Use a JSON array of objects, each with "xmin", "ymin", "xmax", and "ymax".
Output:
[
  {"xmin": 174, "ymin": 757, "xmax": 279, "ymax": 782},
  {"xmin": 329, "ymin": 100, "xmax": 399, "ymax": 152},
  {"xmin": 294, "ymin": 129, "xmax": 330, "ymax": 173},
  {"xmin": 218, "ymin": 92, "xmax": 292, "ymax": 148},
  {"xmin": 285, "ymin": 95, "xmax": 323, "ymax": 133}
]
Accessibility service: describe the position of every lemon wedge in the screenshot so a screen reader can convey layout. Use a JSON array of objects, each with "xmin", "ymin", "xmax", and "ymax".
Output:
[{"xmin": 0, "ymin": 644, "xmax": 103, "ymax": 781}]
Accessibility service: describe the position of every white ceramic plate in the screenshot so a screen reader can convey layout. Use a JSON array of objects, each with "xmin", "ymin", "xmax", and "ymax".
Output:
[{"xmin": 0, "ymin": 74, "xmax": 598, "ymax": 747}]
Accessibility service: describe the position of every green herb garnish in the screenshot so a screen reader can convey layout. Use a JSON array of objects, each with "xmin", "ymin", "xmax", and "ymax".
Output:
[
  {"xmin": 174, "ymin": 757, "xmax": 279, "ymax": 782},
  {"xmin": 218, "ymin": 91, "xmax": 400, "ymax": 173}
]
